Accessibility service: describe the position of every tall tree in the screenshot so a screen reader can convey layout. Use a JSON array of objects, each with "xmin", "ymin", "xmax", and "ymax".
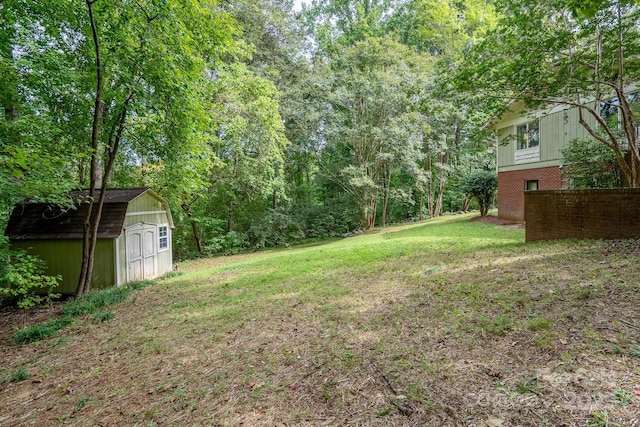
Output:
[
  {"xmin": 302, "ymin": 0, "xmax": 398, "ymax": 54},
  {"xmin": 391, "ymin": 0, "xmax": 498, "ymax": 217},
  {"xmin": 0, "ymin": 1, "xmax": 84, "ymax": 224},
  {"xmin": 1, "ymin": 0, "xmax": 241, "ymax": 294},
  {"xmin": 460, "ymin": 0, "xmax": 640, "ymax": 186},
  {"xmin": 314, "ymin": 37, "xmax": 429, "ymax": 229},
  {"xmin": 210, "ymin": 63, "xmax": 289, "ymax": 234},
  {"xmin": 392, "ymin": 0, "xmax": 498, "ymax": 59}
]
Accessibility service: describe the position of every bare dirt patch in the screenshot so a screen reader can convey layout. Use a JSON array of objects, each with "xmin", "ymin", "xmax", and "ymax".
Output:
[{"xmin": 471, "ymin": 213, "xmax": 524, "ymax": 228}]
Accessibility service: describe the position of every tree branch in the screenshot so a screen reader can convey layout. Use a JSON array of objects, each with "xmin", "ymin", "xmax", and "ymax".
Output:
[{"xmin": 134, "ymin": 0, "xmax": 160, "ymax": 23}]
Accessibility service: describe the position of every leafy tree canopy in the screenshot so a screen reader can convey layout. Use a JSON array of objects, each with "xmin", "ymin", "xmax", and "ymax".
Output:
[
  {"xmin": 462, "ymin": 169, "xmax": 497, "ymax": 216},
  {"xmin": 561, "ymin": 138, "xmax": 620, "ymax": 188},
  {"xmin": 459, "ymin": 0, "xmax": 640, "ymax": 186}
]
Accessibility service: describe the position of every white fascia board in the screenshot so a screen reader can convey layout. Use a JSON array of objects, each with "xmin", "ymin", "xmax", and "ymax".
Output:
[{"xmin": 493, "ymin": 83, "xmax": 640, "ymax": 131}]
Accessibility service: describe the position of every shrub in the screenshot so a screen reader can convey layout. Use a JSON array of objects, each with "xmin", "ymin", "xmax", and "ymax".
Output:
[
  {"xmin": 0, "ymin": 247, "xmax": 61, "ymax": 309},
  {"xmin": 203, "ymin": 231, "xmax": 249, "ymax": 255},
  {"xmin": 561, "ymin": 138, "xmax": 620, "ymax": 188},
  {"xmin": 247, "ymin": 210, "xmax": 304, "ymax": 249},
  {"xmin": 462, "ymin": 170, "xmax": 497, "ymax": 217}
]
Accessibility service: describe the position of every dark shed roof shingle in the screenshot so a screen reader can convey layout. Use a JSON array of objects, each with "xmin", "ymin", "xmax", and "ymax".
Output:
[{"xmin": 5, "ymin": 188, "xmax": 149, "ymax": 240}]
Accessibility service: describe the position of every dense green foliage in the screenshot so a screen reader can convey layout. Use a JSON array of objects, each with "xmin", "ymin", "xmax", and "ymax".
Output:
[
  {"xmin": 461, "ymin": 0, "xmax": 640, "ymax": 186},
  {"xmin": 3, "ymin": 0, "xmax": 637, "ymax": 287},
  {"xmin": 0, "ymin": 240, "xmax": 61, "ymax": 309},
  {"xmin": 462, "ymin": 170, "xmax": 497, "ymax": 216},
  {"xmin": 561, "ymin": 139, "xmax": 621, "ymax": 189}
]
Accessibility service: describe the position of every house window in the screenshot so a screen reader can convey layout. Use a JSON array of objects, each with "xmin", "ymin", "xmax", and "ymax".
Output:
[
  {"xmin": 526, "ymin": 180, "xmax": 539, "ymax": 191},
  {"xmin": 599, "ymin": 98, "xmax": 619, "ymax": 129},
  {"xmin": 600, "ymin": 94, "xmax": 640, "ymax": 143},
  {"xmin": 516, "ymin": 121, "xmax": 539, "ymax": 150},
  {"xmin": 158, "ymin": 225, "xmax": 169, "ymax": 251}
]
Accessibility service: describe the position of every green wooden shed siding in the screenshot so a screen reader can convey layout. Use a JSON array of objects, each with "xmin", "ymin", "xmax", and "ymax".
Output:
[
  {"xmin": 6, "ymin": 190, "xmax": 173, "ymax": 292},
  {"xmin": 122, "ymin": 191, "xmax": 173, "ymax": 229},
  {"xmin": 497, "ymin": 107, "xmax": 597, "ymax": 170},
  {"xmin": 127, "ymin": 193, "xmax": 165, "ymax": 215},
  {"xmin": 124, "ymin": 192, "xmax": 170, "ymax": 228},
  {"xmin": 11, "ymin": 239, "xmax": 115, "ymax": 294}
]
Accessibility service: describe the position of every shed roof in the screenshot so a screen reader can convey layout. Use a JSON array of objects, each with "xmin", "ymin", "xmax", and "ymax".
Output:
[{"xmin": 5, "ymin": 188, "xmax": 164, "ymax": 240}]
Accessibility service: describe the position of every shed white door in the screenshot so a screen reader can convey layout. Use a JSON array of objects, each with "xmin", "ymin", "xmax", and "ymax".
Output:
[{"xmin": 126, "ymin": 223, "xmax": 158, "ymax": 282}]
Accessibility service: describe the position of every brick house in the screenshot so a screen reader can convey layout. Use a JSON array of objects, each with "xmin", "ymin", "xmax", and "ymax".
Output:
[{"xmin": 493, "ymin": 102, "xmax": 596, "ymax": 222}]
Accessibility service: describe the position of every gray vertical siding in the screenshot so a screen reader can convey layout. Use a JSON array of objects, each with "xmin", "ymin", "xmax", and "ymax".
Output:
[{"xmin": 497, "ymin": 105, "xmax": 598, "ymax": 170}]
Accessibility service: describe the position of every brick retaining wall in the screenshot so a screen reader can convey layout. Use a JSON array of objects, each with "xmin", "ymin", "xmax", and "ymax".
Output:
[{"xmin": 525, "ymin": 188, "xmax": 640, "ymax": 241}]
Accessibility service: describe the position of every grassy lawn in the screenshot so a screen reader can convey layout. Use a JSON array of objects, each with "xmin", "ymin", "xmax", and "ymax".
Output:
[{"xmin": 1, "ymin": 213, "xmax": 639, "ymax": 426}]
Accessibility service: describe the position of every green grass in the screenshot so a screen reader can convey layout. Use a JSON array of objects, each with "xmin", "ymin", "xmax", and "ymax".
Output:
[
  {"xmin": 527, "ymin": 316, "xmax": 552, "ymax": 331},
  {"xmin": 12, "ymin": 279, "xmax": 155, "ymax": 344},
  {"xmin": 91, "ymin": 311, "xmax": 114, "ymax": 323},
  {"xmin": 62, "ymin": 280, "xmax": 154, "ymax": 317},
  {"xmin": 3, "ymin": 213, "xmax": 640, "ymax": 426},
  {"xmin": 13, "ymin": 316, "xmax": 75, "ymax": 344},
  {"xmin": 2, "ymin": 368, "xmax": 31, "ymax": 383}
]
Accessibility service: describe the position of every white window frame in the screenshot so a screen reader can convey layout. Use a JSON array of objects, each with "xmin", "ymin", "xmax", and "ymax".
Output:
[
  {"xmin": 157, "ymin": 224, "xmax": 169, "ymax": 252},
  {"xmin": 515, "ymin": 120, "xmax": 540, "ymax": 150}
]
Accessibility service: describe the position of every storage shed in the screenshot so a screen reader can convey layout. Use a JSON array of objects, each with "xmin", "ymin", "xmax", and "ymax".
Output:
[{"xmin": 4, "ymin": 188, "xmax": 174, "ymax": 294}]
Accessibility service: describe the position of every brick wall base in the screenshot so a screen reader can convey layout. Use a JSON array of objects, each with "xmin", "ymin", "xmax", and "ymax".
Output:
[
  {"xmin": 498, "ymin": 166, "xmax": 562, "ymax": 222},
  {"xmin": 525, "ymin": 188, "xmax": 640, "ymax": 241}
]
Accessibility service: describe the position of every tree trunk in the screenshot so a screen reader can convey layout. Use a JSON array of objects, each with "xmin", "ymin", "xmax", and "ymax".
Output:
[
  {"xmin": 363, "ymin": 198, "xmax": 376, "ymax": 230},
  {"xmin": 77, "ymin": 93, "xmax": 131, "ymax": 296},
  {"xmin": 427, "ymin": 191, "xmax": 435, "ymax": 217},
  {"xmin": 77, "ymin": 1, "xmax": 135, "ymax": 296},
  {"xmin": 381, "ymin": 167, "xmax": 391, "ymax": 227},
  {"xmin": 181, "ymin": 199, "xmax": 203, "ymax": 254},
  {"xmin": 77, "ymin": 0, "xmax": 104, "ymax": 298},
  {"xmin": 462, "ymin": 196, "xmax": 471, "ymax": 212},
  {"xmin": 427, "ymin": 177, "xmax": 435, "ymax": 218},
  {"xmin": 428, "ymin": 175, "xmax": 445, "ymax": 218},
  {"xmin": 479, "ymin": 194, "xmax": 489, "ymax": 217},
  {"xmin": 227, "ymin": 199, "xmax": 234, "ymax": 233},
  {"xmin": 434, "ymin": 177, "xmax": 445, "ymax": 217},
  {"xmin": 191, "ymin": 221, "xmax": 203, "ymax": 253}
]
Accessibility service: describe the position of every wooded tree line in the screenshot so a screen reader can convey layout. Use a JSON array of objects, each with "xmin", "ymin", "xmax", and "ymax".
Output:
[{"xmin": 1, "ymin": 0, "xmax": 638, "ymax": 295}]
